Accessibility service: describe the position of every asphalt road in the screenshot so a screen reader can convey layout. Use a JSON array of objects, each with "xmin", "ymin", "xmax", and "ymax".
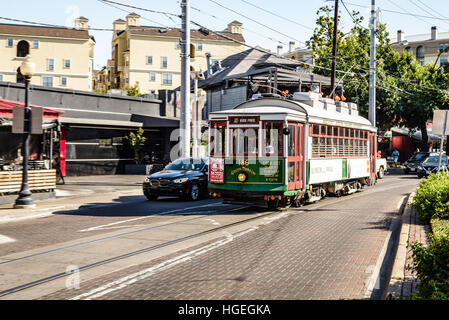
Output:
[{"xmin": 0, "ymin": 170, "xmax": 420, "ymax": 300}]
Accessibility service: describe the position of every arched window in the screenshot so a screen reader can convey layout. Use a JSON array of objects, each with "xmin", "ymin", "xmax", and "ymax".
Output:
[
  {"xmin": 405, "ymin": 47, "xmax": 411, "ymax": 54},
  {"xmin": 17, "ymin": 40, "xmax": 29, "ymax": 57},
  {"xmin": 416, "ymin": 46, "xmax": 425, "ymax": 59}
]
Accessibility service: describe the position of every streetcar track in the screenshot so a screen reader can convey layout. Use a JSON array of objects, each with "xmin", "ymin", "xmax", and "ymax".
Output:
[
  {"xmin": 0, "ymin": 205, "xmax": 271, "ymax": 298},
  {"xmin": 0, "ymin": 176, "xmax": 414, "ymax": 298},
  {"xmin": 0, "ymin": 204, "xmax": 243, "ymax": 266}
]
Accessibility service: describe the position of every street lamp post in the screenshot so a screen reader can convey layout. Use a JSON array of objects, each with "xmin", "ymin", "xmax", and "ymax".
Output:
[{"xmin": 14, "ymin": 55, "xmax": 36, "ymax": 209}]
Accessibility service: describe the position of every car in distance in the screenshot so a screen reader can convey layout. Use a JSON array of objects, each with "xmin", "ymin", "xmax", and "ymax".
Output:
[
  {"xmin": 416, "ymin": 155, "xmax": 448, "ymax": 178},
  {"xmin": 376, "ymin": 158, "xmax": 387, "ymax": 179},
  {"xmin": 143, "ymin": 158, "xmax": 209, "ymax": 201},
  {"xmin": 404, "ymin": 152, "xmax": 438, "ymax": 174}
]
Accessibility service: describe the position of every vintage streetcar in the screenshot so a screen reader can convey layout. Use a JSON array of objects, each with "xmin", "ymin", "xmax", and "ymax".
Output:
[{"xmin": 207, "ymin": 92, "xmax": 378, "ymax": 208}]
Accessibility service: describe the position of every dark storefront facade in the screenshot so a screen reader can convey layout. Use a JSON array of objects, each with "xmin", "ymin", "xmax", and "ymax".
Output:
[{"xmin": 0, "ymin": 81, "xmax": 179, "ymax": 176}]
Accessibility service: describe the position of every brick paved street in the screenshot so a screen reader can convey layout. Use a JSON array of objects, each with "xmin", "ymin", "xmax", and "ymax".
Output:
[{"xmin": 29, "ymin": 171, "xmax": 420, "ymax": 300}]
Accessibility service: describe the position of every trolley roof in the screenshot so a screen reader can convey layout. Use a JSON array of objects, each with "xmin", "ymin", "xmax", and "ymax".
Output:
[{"xmin": 209, "ymin": 95, "xmax": 375, "ymax": 131}]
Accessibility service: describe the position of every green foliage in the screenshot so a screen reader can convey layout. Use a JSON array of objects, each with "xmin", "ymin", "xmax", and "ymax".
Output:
[
  {"xmin": 409, "ymin": 173, "xmax": 449, "ymax": 300},
  {"xmin": 409, "ymin": 234, "xmax": 449, "ymax": 300},
  {"xmin": 124, "ymin": 127, "xmax": 147, "ymax": 164},
  {"xmin": 413, "ymin": 172, "xmax": 449, "ymax": 224},
  {"xmin": 431, "ymin": 217, "xmax": 449, "ymax": 239},
  {"xmin": 126, "ymin": 81, "xmax": 141, "ymax": 97},
  {"xmin": 309, "ymin": 5, "xmax": 449, "ymax": 147}
]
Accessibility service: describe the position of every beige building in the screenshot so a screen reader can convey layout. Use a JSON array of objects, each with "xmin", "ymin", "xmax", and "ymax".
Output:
[
  {"xmin": 94, "ymin": 59, "xmax": 115, "ymax": 92},
  {"xmin": 107, "ymin": 14, "xmax": 246, "ymax": 95},
  {"xmin": 391, "ymin": 26, "xmax": 449, "ymax": 67},
  {"xmin": 281, "ymin": 41, "xmax": 313, "ymax": 65},
  {"xmin": 0, "ymin": 17, "xmax": 95, "ymax": 91}
]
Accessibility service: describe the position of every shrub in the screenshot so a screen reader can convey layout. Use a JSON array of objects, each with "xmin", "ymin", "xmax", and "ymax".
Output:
[
  {"xmin": 412, "ymin": 172, "xmax": 449, "ymax": 224},
  {"xmin": 409, "ymin": 234, "xmax": 449, "ymax": 300},
  {"xmin": 431, "ymin": 217, "xmax": 449, "ymax": 239}
]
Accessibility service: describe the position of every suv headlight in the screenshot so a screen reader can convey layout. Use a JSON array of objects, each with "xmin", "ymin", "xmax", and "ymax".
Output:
[
  {"xmin": 173, "ymin": 178, "xmax": 188, "ymax": 184},
  {"xmin": 144, "ymin": 177, "xmax": 151, "ymax": 183}
]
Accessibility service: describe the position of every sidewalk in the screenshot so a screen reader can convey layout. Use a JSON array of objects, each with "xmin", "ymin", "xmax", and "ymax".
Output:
[
  {"xmin": 386, "ymin": 193, "xmax": 431, "ymax": 299},
  {"xmin": 0, "ymin": 175, "xmax": 147, "ymax": 223}
]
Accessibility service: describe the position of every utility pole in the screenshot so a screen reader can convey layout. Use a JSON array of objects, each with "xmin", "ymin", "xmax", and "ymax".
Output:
[
  {"xmin": 180, "ymin": 0, "xmax": 191, "ymax": 158},
  {"xmin": 330, "ymin": 0, "xmax": 339, "ymax": 98},
  {"xmin": 369, "ymin": 0, "xmax": 377, "ymax": 127}
]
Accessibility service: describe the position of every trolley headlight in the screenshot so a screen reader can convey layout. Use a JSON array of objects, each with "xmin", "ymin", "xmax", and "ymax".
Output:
[
  {"xmin": 173, "ymin": 177, "xmax": 188, "ymax": 184},
  {"xmin": 237, "ymin": 172, "xmax": 247, "ymax": 182}
]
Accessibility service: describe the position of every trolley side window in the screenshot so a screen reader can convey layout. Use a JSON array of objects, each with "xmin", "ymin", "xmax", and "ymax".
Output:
[
  {"xmin": 262, "ymin": 121, "xmax": 283, "ymax": 156},
  {"xmin": 210, "ymin": 121, "xmax": 226, "ymax": 156},
  {"xmin": 287, "ymin": 124, "xmax": 295, "ymax": 157},
  {"xmin": 310, "ymin": 124, "xmax": 369, "ymax": 158}
]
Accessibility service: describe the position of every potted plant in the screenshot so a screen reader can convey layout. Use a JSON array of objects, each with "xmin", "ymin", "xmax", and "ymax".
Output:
[{"xmin": 124, "ymin": 128, "xmax": 150, "ymax": 174}]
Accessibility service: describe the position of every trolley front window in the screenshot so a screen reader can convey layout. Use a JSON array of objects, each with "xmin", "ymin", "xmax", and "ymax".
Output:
[{"xmin": 230, "ymin": 127, "xmax": 259, "ymax": 156}]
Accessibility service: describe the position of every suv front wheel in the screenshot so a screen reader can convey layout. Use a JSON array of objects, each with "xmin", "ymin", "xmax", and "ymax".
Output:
[{"xmin": 185, "ymin": 182, "xmax": 200, "ymax": 201}]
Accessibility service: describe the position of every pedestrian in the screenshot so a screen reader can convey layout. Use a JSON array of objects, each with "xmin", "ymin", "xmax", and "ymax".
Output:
[{"xmin": 392, "ymin": 149, "xmax": 400, "ymax": 167}]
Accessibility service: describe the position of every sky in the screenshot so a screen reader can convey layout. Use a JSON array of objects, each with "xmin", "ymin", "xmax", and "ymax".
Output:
[{"xmin": 2, "ymin": 0, "xmax": 449, "ymax": 70}]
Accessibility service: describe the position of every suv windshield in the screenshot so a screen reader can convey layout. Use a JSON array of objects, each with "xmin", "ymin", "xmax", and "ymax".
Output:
[
  {"xmin": 165, "ymin": 159, "xmax": 205, "ymax": 171},
  {"xmin": 409, "ymin": 153, "xmax": 428, "ymax": 161},
  {"xmin": 422, "ymin": 156, "xmax": 448, "ymax": 165}
]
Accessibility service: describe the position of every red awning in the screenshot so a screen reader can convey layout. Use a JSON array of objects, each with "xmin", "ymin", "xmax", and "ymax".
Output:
[{"xmin": 0, "ymin": 98, "xmax": 64, "ymax": 119}]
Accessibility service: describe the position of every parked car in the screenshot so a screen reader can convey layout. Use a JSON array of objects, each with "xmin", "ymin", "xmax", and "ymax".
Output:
[
  {"xmin": 143, "ymin": 158, "xmax": 209, "ymax": 201},
  {"xmin": 416, "ymin": 155, "xmax": 448, "ymax": 178},
  {"xmin": 404, "ymin": 152, "xmax": 439, "ymax": 174},
  {"xmin": 376, "ymin": 158, "xmax": 387, "ymax": 179}
]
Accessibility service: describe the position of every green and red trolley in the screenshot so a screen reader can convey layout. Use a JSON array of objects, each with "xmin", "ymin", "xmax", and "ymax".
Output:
[{"xmin": 208, "ymin": 92, "xmax": 377, "ymax": 208}]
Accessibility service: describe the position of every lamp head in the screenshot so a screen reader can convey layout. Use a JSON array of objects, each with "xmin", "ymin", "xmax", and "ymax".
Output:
[{"xmin": 20, "ymin": 55, "xmax": 36, "ymax": 77}]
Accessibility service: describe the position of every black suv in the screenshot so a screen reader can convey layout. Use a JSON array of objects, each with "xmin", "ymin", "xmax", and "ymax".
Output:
[
  {"xmin": 404, "ymin": 152, "xmax": 437, "ymax": 174},
  {"xmin": 416, "ymin": 155, "xmax": 448, "ymax": 178},
  {"xmin": 143, "ymin": 158, "xmax": 209, "ymax": 201}
]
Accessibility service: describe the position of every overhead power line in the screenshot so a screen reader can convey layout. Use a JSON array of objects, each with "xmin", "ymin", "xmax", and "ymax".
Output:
[
  {"xmin": 187, "ymin": 2, "xmax": 288, "ymax": 46},
  {"xmin": 341, "ymin": 0, "xmax": 369, "ymax": 30},
  {"xmin": 97, "ymin": 0, "xmax": 172, "ymax": 29},
  {"xmin": 237, "ymin": 0, "xmax": 314, "ymax": 31},
  {"xmin": 345, "ymin": 0, "xmax": 449, "ymax": 22},
  {"xmin": 204, "ymin": 0, "xmax": 309, "ymax": 47},
  {"xmin": 1, "ymin": 0, "xmax": 442, "ymax": 98}
]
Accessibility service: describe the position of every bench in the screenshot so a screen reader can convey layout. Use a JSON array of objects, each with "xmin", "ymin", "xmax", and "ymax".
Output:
[{"xmin": 0, "ymin": 169, "xmax": 56, "ymax": 194}]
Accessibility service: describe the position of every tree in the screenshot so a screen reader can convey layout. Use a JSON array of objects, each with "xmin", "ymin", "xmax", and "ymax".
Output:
[
  {"xmin": 125, "ymin": 127, "xmax": 147, "ymax": 164},
  {"xmin": 307, "ymin": 5, "xmax": 400, "ymax": 129},
  {"xmin": 127, "ymin": 81, "xmax": 141, "ymax": 97},
  {"xmin": 309, "ymin": 5, "xmax": 449, "ymax": 150}
]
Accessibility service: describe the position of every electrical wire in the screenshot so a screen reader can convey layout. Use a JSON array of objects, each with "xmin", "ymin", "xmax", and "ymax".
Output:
[
  {"xmin": 406, "ymin": 0, "xmax": 448, "ymax": 30},
  {"xmin": 97, "ymin": 0, "xmax": 172, "ymax": 29},
  {"xmin": 237, "ymin": 0, "xmax": 314, "ymax": 31},
  {"xmin": 341, "ymin": 0, "xmax": 369, "ymax": 30},
  {"xmin": 187, "ymin": 2, "xmax": 288, "ymax": 46},
  {"xmin": 204, "ymin": 0, "xmax": 309, "ymax": 48},
  {"xmin": 1, "ymin": 0, "xmax": 441, "ymax": 98}
]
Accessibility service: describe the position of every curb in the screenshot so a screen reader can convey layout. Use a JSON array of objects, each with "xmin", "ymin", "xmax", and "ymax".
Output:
[
  {"xmin": 385, "ymin": 192, "xmax": 415, "ymax": 299},
  {"xmin": 363, "ymin": 192, "xmax": 410, "ymax": 299}
]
